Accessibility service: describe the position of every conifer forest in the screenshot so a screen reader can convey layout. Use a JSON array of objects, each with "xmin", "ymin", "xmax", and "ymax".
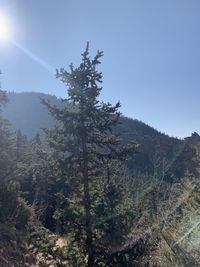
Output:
[{"xmin": 0, "ymin": 1, "xmax": 200, "ymax": 266}]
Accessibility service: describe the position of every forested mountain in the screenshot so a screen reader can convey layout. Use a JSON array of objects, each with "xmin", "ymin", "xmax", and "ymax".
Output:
[
  {"xmin": 3, "ymin": 92, "xmax": 183, "ymax": 175},
  {"xmin": 1, "ymin": 49, "xmax": 200, "ymax": 267},
  {"xmin": 1, "ymin": 91, "xmax": 200, "ymax": 266},
  {"xmin": 2, "ymin": 92, "xmax": 175, "ymax": 140},
  {"xmin": 3, "ymin": 92, "xmax": 58, "ymax": 137}
]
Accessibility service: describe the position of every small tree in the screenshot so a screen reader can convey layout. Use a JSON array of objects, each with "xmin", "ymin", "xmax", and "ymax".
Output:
[{"xmin": 43, "ymin": 43, "xmax": 136, "ymax": 266}]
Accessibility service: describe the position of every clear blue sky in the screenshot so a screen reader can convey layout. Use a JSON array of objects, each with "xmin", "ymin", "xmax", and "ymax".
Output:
[{"xmin": 0, "ymin": 0, "xmax": 200, "ymax": 138}]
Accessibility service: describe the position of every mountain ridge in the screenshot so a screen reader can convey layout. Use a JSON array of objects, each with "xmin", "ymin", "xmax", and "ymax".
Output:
[
  {"xmin": 3, "ymin": 91, "xmax": 185, "ymax": 139},
  {"xmin": 2, "ymin": 91, "xmax": 184, "ymax": 176}
]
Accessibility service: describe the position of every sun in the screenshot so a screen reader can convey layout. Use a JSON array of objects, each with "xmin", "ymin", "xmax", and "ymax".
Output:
[{"xmin": 0, "ymin": 12, "xmax": 12, "ymax": 41}]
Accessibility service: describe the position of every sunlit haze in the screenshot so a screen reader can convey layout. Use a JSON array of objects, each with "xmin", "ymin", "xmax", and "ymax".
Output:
[{"xmin": 0, "ymin": 11, "xmax": 12, "ymax": 41}]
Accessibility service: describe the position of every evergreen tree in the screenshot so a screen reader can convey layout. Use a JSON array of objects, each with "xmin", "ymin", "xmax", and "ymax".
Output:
[
  {"xmin": 43, "ymin": 43, "xmax": 136, "ymax": 266},
  {"xmin": 0, "ymin": 88, "xmax": 31, "ymax": 229}
]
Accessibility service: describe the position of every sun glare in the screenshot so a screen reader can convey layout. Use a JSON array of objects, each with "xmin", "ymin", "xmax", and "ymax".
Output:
[{"xmin": 0, "ymin": 12, "xmax": 11, "ymax": 41}]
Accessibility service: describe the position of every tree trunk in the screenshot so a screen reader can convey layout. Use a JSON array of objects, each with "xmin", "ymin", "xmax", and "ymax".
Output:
[
  {"xmin": 83, "ymin": 158, "xmax": 94, "ymax": 267},
  {"xmin": 81, "ymin": 120, "xmax": 94, "ymax": 267}
]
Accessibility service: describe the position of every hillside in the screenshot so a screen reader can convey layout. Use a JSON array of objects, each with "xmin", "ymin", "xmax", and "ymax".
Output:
[
  {"xmin": 1, "ymin": 91, "xmax": 200, "ymax": 266},
  {"xmin": 3, "ymin": 92, "xmax": 59, "ymax": 137},
  {"xmin": 3, "ymin": 92, "xmax": 182, "ymax": 175},
  {"xmin": 112, "ymin": 135, "xmax": 200, "ymax": 266}
]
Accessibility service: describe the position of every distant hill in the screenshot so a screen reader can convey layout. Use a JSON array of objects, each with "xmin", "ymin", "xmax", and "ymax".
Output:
[
  {"xmin": 3, "ymin": 92, "xmax": 183, "ymax": 175},
  {"xmin": 3, "ymin": 92, "xmax": 60, "ymax": 137}
]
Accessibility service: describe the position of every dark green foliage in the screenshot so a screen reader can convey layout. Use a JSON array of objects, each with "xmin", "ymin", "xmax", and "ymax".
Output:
[
  {"xmin": 0, "ymin": 90, "xmax": 18, "ymax": 224},
  {"xmin": 42, "ymin": 44, "xmax": 136, "ymax": 266},
  {"xmin": 163, "ymin": 136, "xmax": 199, "ymax": 182},
  {"xmin": 0, "ymin": 88, "xmax": 32, "ymax": 228},
  {"xmin": 0, "ymin": 89, "xmax": 34, "ymax": 267},
  {"xmin": 18, "ymin": 138, "xmax": 60, "ymax": 230},
  {"xmin": 117, "ymin": 116, "xmax": 182, "ymax": 176}
]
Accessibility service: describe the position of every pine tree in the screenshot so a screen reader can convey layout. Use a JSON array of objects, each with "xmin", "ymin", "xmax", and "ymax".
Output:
[
  {"xmin": 0, "ymin": 89, "xmax": 16, "ymax": 221},
  {"xmin": 0, "ymin": 88, "xmax": 32, "ymax": 229},
  {"xmin": 43, "ymin": 43, "xmax": 136, "ymax": 266}
]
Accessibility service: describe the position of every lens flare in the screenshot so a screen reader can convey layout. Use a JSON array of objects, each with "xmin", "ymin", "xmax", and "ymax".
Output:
[
  {"xmin": 0, "ymin": 11, "xmax": 54, "ymax": 74},
  {"xmin": 12, "ymin": 40, "xmax": 55, "ymax": 74}
]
